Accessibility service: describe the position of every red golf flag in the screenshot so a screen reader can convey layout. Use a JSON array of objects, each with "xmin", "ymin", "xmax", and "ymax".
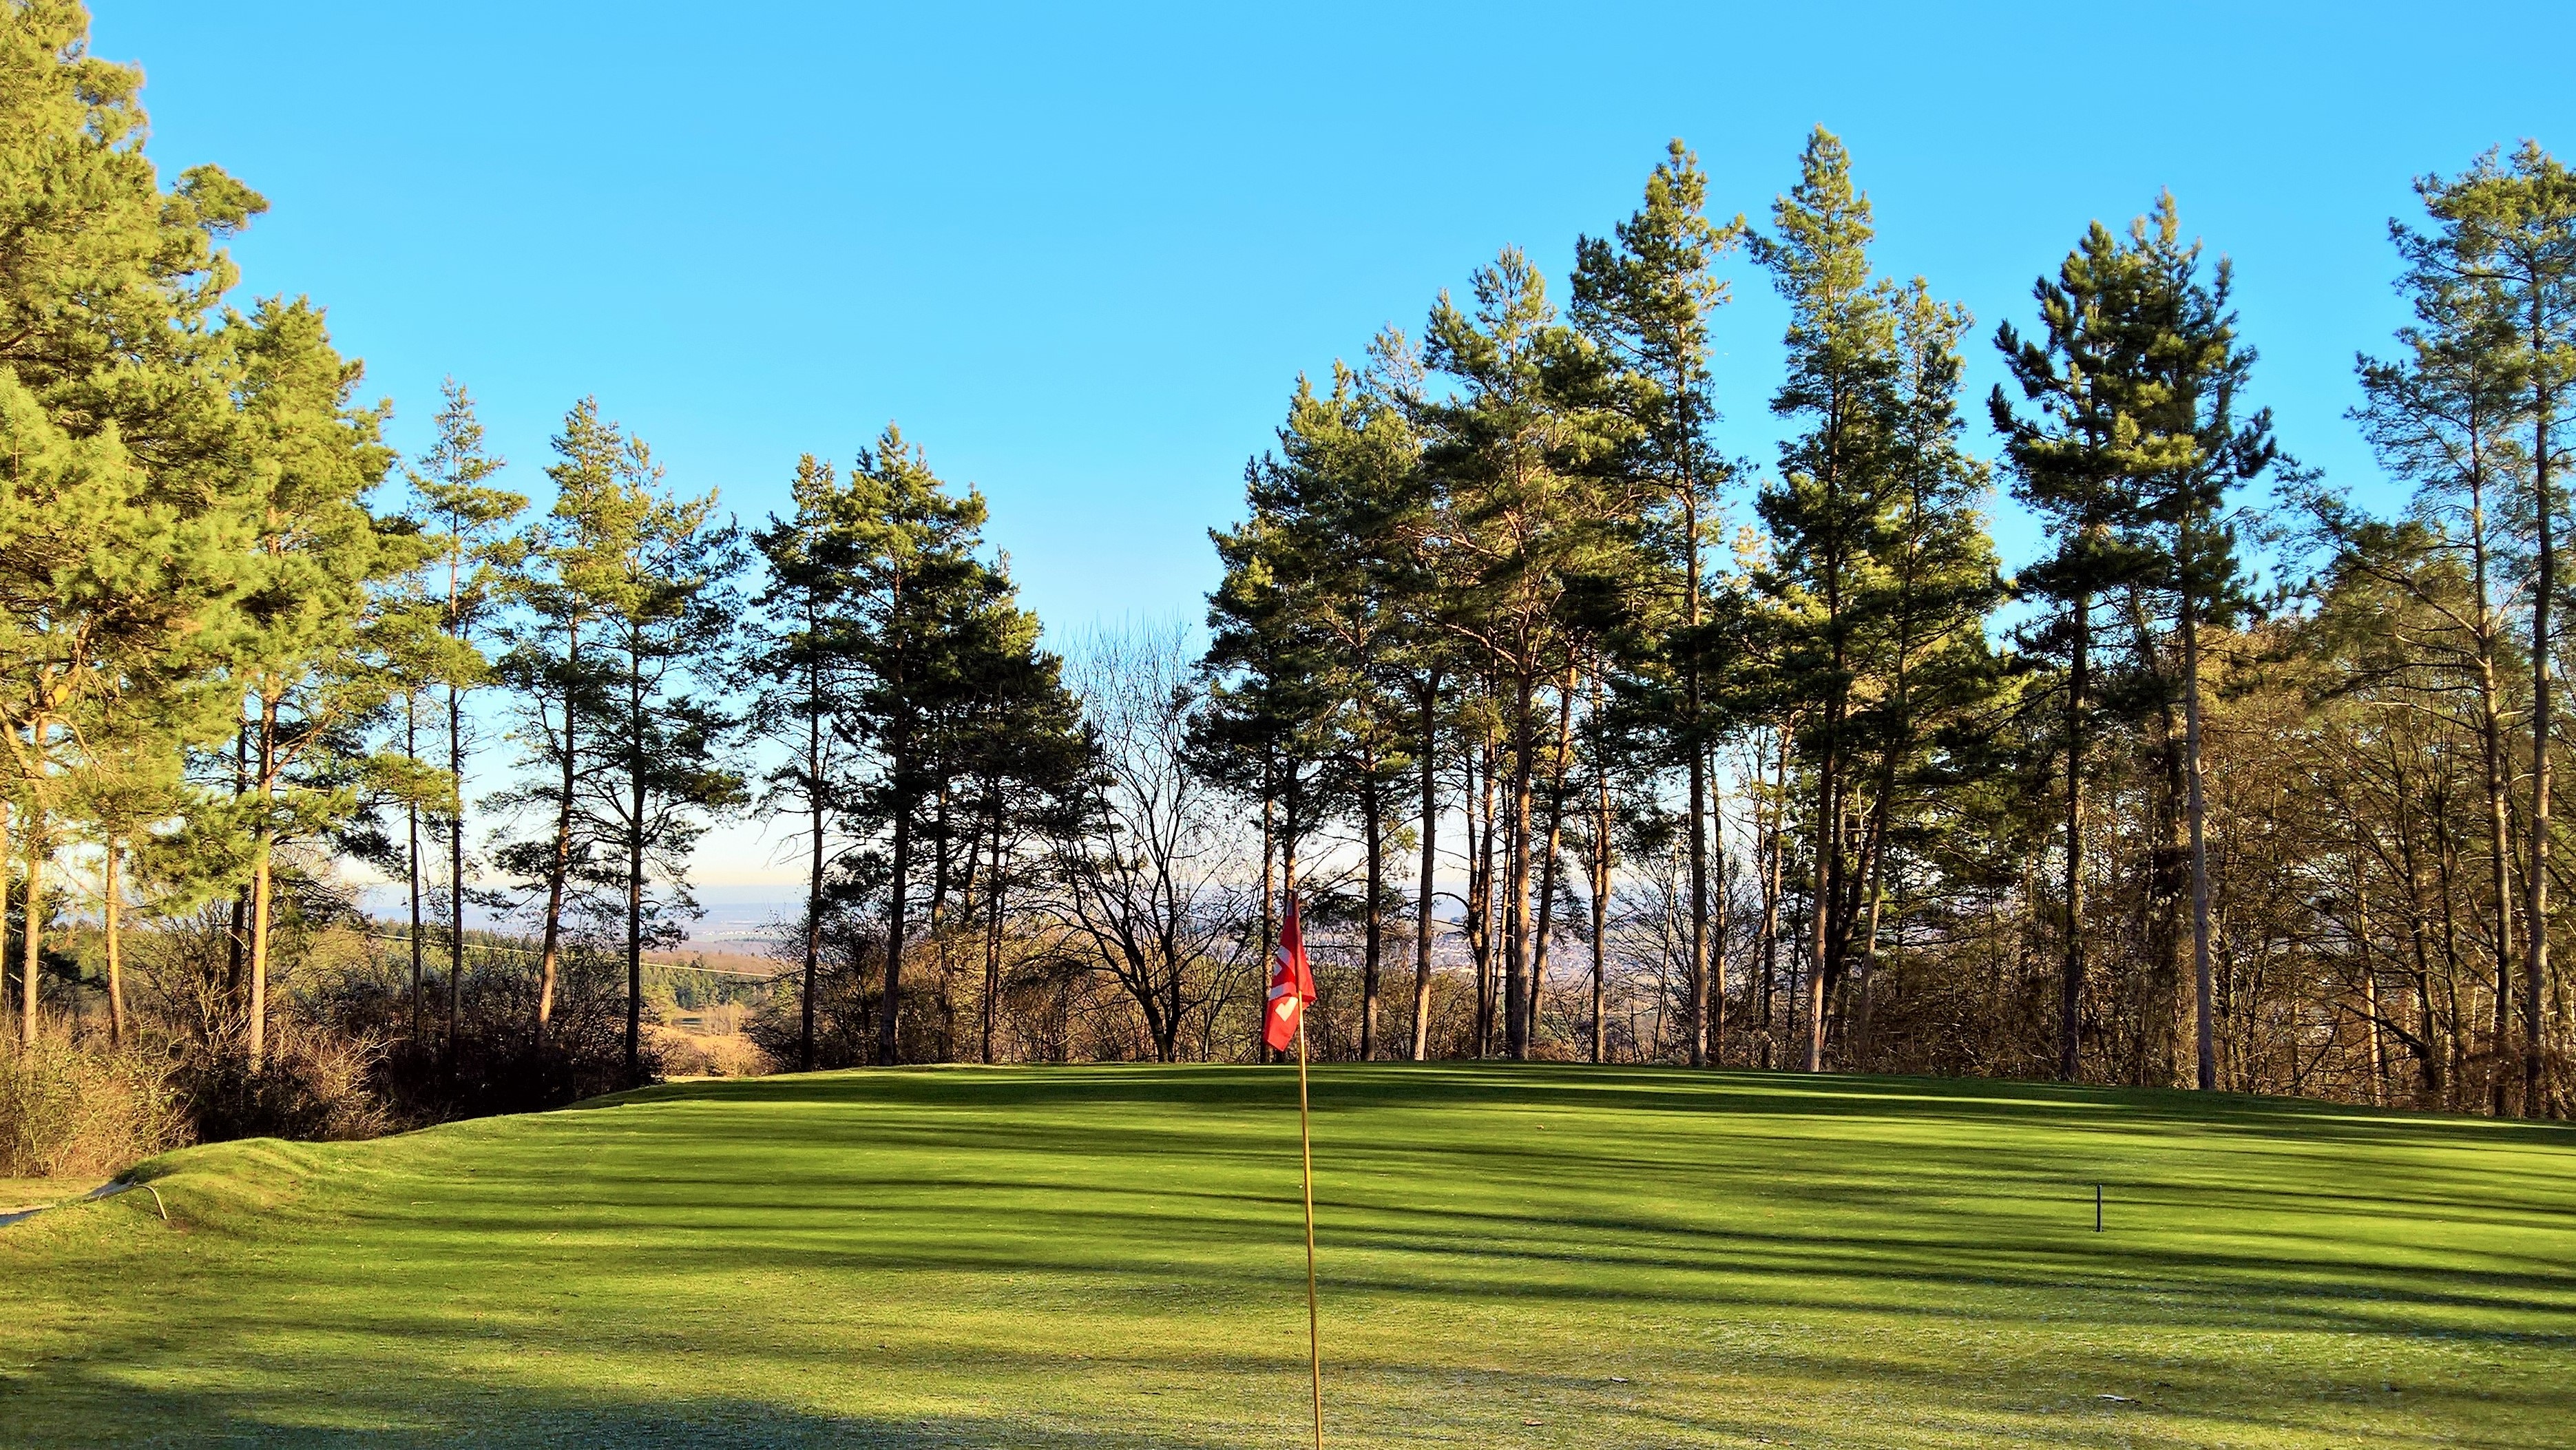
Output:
[{"xmin": 1265, "ymin": 893, "xmax": 1316, "ymax": 1052}]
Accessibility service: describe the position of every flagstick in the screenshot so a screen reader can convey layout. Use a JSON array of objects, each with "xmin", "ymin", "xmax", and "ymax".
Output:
[{"xmin": 1297, "ymin": 1014, "xmax": 1322, "ymax": 1450}]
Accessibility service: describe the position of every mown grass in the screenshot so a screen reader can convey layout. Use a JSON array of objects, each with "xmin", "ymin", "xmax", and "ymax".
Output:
[{"xmin": 3, "ymin": 1064, "xmax": 2570, "ymax": 1447}]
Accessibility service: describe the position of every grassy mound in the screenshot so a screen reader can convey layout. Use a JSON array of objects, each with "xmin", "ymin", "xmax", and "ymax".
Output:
[{"xmin": 3, "ymin": 1066, "xmax": 2570, "ymax": 1447}]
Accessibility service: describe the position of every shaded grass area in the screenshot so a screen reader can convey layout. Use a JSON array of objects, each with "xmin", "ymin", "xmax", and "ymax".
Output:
[{"xmin": 3, "ymin": 1065, "xmax": 2572, "ymax": 1447}]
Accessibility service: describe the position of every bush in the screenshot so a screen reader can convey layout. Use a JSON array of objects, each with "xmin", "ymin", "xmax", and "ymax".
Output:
[
  {"xmin": 355, "ymin": 945, "xmax": 653, "ymax": 1122},
  {"xmin": 747, "ymin": 921, "xmax": 889, "ymax": 1070},
  {"xmin": 0, "ymin": 1038, "xmax": 191, "ymax": 1179},
  {"xmin": 140, "ymin": 907, "xmax": 653, "ymax": 1128},
  {"xmin": 647, "ymin": 1024, "xmax": 771, "ymax": 1078},
  {"xmin": 174, "ymin": 1023, "xmax": 392, "ymax": 1145}
]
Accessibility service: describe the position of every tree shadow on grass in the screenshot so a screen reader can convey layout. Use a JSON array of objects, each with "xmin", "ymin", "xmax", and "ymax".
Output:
[
  {"xmin": 384, "ymin": 1064, "xmax": 2576, "ymax": 1348},
  {"xmin": 35, "ymin": 1064, "xmax": 2570, "ymax": 1448},
  {"xmin": 594, "ymin": 1062, "xmax": 2576, "ymax": 1153},
  {"xmin": 1, "ymin": 1376, "xmax": 1278, "ymax": 1450},
  {"xmin": 547, "ymin": 1064, "xmax": 2576, "ymax": 1250}
]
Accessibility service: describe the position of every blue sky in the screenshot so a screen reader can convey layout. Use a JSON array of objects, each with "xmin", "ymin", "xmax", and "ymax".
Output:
[{"xmin": 90, "ymin": 1, "xmax": 2576, "ymax": 892}]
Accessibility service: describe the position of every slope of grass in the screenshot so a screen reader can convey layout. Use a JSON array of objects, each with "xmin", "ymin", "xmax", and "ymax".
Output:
[{"xmin": 3, "ymin": 1065, "xmax": 2571, "ymax": 1448}]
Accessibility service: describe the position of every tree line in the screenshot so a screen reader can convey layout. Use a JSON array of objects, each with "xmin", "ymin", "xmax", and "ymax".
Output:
[
  {"xmin": 0, "ymin": 6, "xmax": 1045, "ymax": 1120},
  {"xmin": 1198, "ymin": 129, "xmax": 2574, "ymax": 1120},
  {"xmin": 2, "ymin": 1, "xmax": 2568, "ymax": 1135}
]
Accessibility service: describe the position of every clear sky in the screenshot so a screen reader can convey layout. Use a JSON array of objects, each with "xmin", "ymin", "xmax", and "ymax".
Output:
[{"xmin": 87, "ymin": 1, "xmax": 2576, "ymax": 895}]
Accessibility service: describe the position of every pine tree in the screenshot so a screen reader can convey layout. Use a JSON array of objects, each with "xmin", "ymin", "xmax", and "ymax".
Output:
[
  {"xmin": 1200, "ymin": 463, "xmax": 1337, "ymax": 1017},
  {"xmin": 753, "ymin": 455, "xmax": 868, "ymax": 1073},
  {"xmin": 70, "ymin": 698, "xmax": 201, "ymax": 1046},
  {"xmin": 1420, "ymin": 247, "xmax": 1628, "ymax": 1059},
  {"xmin": 0, "ymin": 0, "xmax": 264, "ymax": 437},
  {"xmin": 222, "ymin": 299, "xmax": 417, "ymax": 1071},
  {"xmin": 0, "ymin": 373, "xmax": 240, "ymax": 1042},
  {"xmin": 1572, "ymin": 137, "xmax": 1747, "ymax": 1067},
  {"xmin": 496, "ymin": 399, "xmax": 740, "ymax": 1081},
  {"xmin": 2405, "ymin": 145, "xmax": 2576, "ymax": 1116},
  {"xmin": 496, "ymin": 398, "xmax": 625, "ymax": 1040},
  {"xmin": 2343, "ymin": 196, "xmax": 2529, "ymax": 1113},
  {"xmin": 1994, "ymin": 197, "xmax": 2274, "ymax": 1091},
  {"xmin": 578, "ymin": 434, "xmax": 745, "ymax": 1084},
  {"xmin": 946, "ymin": 586, "xmax": 1082, "ymax": 1063},
  {"xmin": 1843, "ymin": 282, "xmax": 2008, "ymax": 1061},
  {"xmin": 835, "ymin": 426, "xmax": 1004, "ymax": 1065},
  {"xmin": 2123, "ymin": 202, "xmax": 2275, "ymax": 1094},
  {"xmin": 406, "ymin": 381, "xmax": 525, "ymax": 1064},
  {"xmin": 1750, "ymin": 128, "xmax": 1906, "ymax": 1072},
  {"xmin": 1359, "ymin": 328, "xmax": 1456, "ymax": 1063},
  {"xmin": 1206, "ymin": 364, "xmax": 1423, "ymax": 1058},
  {"xmin": 0, "ymin": 0, "xmax": 262, "ymax": 1044},
  {"xmin": 1992, "ymin": 216, "xmax": 2168, "ymax": 1082},
  {"xmin": 371, "ymin": 556, "xmax": 454, "ymax": 1049}
]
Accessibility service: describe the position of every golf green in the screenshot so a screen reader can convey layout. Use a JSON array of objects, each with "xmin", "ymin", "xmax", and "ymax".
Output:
[{"xmin": 3, "ymin": 1065, "xmax": 2570, "ymax": 1447}]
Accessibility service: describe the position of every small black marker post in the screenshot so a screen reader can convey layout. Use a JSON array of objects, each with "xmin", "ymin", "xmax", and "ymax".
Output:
[{"xmin": 2094, "ymin": 1184, "xmax": 2103, "ymax": 1232}]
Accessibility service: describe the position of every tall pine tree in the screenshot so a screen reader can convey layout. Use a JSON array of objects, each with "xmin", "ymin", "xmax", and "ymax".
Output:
[{"xmin": 1571, "ymin": 138, "xmax": 1746, "ymax": 1067}]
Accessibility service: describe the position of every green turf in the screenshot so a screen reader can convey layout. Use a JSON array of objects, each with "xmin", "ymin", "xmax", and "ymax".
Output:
[{"xmin": 3, "ymin": 1065, "xmax": 2570, "ymax": 1448}]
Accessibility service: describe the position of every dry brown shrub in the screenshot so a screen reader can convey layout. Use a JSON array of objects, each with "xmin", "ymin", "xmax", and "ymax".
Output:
[
  {"xmin": 646, "ymin": 1025, "xmax": 771, "ymax": 1079},
  {"xmin": 0, "ymin": 1038, "xmax": 192, "ymax": 1179}
]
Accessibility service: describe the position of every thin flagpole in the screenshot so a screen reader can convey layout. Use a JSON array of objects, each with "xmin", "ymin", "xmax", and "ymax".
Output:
[{"xmin": 1297, "ymin": 1013, "xmax": 1321, "ymax": 1450}]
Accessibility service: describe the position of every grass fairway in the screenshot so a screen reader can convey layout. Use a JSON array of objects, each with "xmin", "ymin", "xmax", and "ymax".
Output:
[{"xmin": 3, "ymin": 1066, "xmax": 2571, "ymax": 1448}]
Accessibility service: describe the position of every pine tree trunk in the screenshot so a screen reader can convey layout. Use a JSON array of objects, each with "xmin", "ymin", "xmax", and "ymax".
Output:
[
  {"xmin": 2460, "ymin": 470, "xmax": 2521, "ymax": 1114},
  {"xmin": 982, "ymin": 795, "xmax": 1005, "ymax": 1066},
  {"xmin": 804, "ymin": 647, "xmax": 825, "ymax": 1072},
  {"xmin": 932, "ymin": 778, "xmax": 954, "ymax": 928},
  {"xmin": 248, "ymin": 698, "xmax": 279, "ymax": 1071},
  {"xmin": 0, "ymin": 807, "xmax": 11, "ymax": 1048},
  {"xmin": 930, "ymin": 779, "xmax": 955, "ymax": 1064},
  {"xmin": 104, "ymin": 834, "xmax": 125, "ymax": 1047},
  {"xmin": 19, "ymin": 815, "xmax": 40, "ymax": 1047},
  {"xmin": 1360, "ymin": 734, "xmax": 1382, "ymax": 1060},
  {"xmin": 408, "ymin": 692, "xmax": 423, "ymax": 1045},
  {"xmin": 2184, "ymin": 599, "xmax": 2218, "ymax": 1093},
  {"xmin": 1802, "ymin": 769, "xmax": 1834, "ymax": 1073},
  {"xmin": 1684, "ymin": 492, "xmax": 1711, "ymax": 1070},
  {"xmin": 1759, "ymin": 730, "xmax": 1788, "ymax": 1069},
  {"xmin": 1591, "ymin": 672, "xmax": 1611, "ymax": 1066},
  {"xmin": 536, "ymin": 622, "xmax": 578, "ymax": 1035},
  {"xmin": 1410, "ymin": 672, "xmax": 1439, "ymax": 1062},
  {"xmin": 877, "ymin": 682, "xmax": 914, "ymax": 1066},
  {"xmin": 1803, "ymin": 573, "xmax": 1856, "ymax": 1075},
  {"xmin": 1525, "ymin": 679, "xmax": 1575, "ymax": 1053},
  {"xmin": 447, "ymin": 677, "xmax": 467, "ymax": 1070},
  {"xmin": 2062, "ymin": 591, "xmax": 2089, "ymax": 1081},
  {"xmin": 2525, "ymin": 330, "xmax": 2555, "ymax": 1120},
  {"xmin": 1528, "ymin": 795, "xmax": 1564, "ymax": 1055},
  {"xmin": 1503, "ymin": 675, "xmax": 1535, "ymax": 1060},
  {"xmin": 1710, "ymin": 742, "xmax": 1730, "ymax": 1059},
  {"xmin": 625, "ymin": 664, "xmax": 647, "ymax": 1085},
  {"xmin": 1853, "ymin": 788, "xmax": 1892, "ymax": 1070},
  {"xmin": 247, "ymin": 820, "xmax": 271, "ymax": 1068},
  {"xmin": 2480, "ymin": 643, "xmax": 2516, "ymax": 1112},
  {"xmin": 1690, "ymin": 742, "xmax": 1710, "ymax": 1061},
  {"xmin": 229, "ymin": 720, "xmax": 247, "ymax": 1010},
  {"xmin": 444, "ymin": 528, "xmax": 471, "ymax": 1077},
  {"xmin": 2152, "ymin": 692, "xmax": 2190, "ymax": 1084},
  {"xmin": 1471, "ymin": 737, "xmax": 1496, "ymax": 1058}
]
